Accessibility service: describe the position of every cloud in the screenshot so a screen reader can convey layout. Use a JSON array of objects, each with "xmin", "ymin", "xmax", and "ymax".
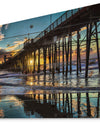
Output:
[
  {"xmin": 0, "ymin": 39, "xmax": 26, "ymax": 63},
  {"xmin": 0, "ymin": 25, "xmax": 2, "ymax": 32},
  {"xmin": 80, "ymin": 27, "xmax": 86, "ymax": 31},
  {"xmin": 0, "ymin": 25, "xmax": 2, "ymax": 28},
  {"xmin": 5, "ymin": 45, "xmax": 16, "ymax": 50},
  {"xmin": 5, "ymin": 39, "xmax": 25, "ymax": 51},
  {"xmin": 0, "ymin": 36, "xmax": 25, "ymax": 63},
  {"xmin": 0, "ymin": 25, "xmax": 4, "ymax": 41},
  {"xmin": 0, "ymin": 32, "xmax": 4, "ymax": 41},
  {"xmin": 0, "ymin": 48, "xmax": 6, "ymax": 55}
]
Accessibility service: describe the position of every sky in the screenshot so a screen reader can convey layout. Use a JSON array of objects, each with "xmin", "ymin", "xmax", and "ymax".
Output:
[{"xmin": 0, "ymin": 11, "xmax": 65, "ymax": 64}]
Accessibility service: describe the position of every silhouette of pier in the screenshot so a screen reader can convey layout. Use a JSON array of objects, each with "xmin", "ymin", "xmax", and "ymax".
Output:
[{"xmin": 1, "ymin": 4, "xmax": 100, "ymax": 78}]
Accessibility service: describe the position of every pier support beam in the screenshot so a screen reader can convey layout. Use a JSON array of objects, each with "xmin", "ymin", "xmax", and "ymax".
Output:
[
  {"xmin": 58, "ymin": 38, "xmax": 61, "ymax": 73},
  {"xmin": 69, "ymin": 33, "xmax": 72, "ymax": 74},
  {"xmin": 79, "ymin": 46, "xmax": 81, "ymax": 73},
  {"xmin": 52, "ymin": 44, "xmax": 54, "ymax": 74},
  {"xmin": 54, "ymin": 42, "xmax": 57, "ymax": 71},
  {"xmin": 65, "ymin": 36, "xmax": 69, "ymax": 77},
  {"xmin": 48, "ymin": 46, "xmax": 51, "ymax": 72},
  {"xmin": 85, "ymin": 24, "xmax": 92, "ymax": 78},
  {"xmin": 77, "ymin": 30, "xmax": 81, "ymax": 76},
  {"xmin": 62, "ymin": 37, "xmax": 65, "ymax": 74},
  {"xmin": 95, "ymin": 22, "xmax": 100, "ymax": 73},
  {"xmin": 33, "ymin": 50, "xmax": 36, "ymax": 73},
  {"xmin": 38, "ymin": 49, "xmax": 40, "ymax": 73},
  {"xmin": 43, "ymin": 47, "xmax": 47, "ymax": 84}
]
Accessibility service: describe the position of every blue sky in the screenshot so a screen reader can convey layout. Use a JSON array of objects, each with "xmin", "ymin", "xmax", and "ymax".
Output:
[
  {"xmin": 0, "ymin": 11, "xmax": 65, "ymax": 63},
  {"xmin": 0, "ymin": 11, "xmax": 65, "ymax": 49}
]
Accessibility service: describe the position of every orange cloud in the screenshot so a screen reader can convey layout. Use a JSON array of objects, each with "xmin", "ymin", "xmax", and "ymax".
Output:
[
  {"xmin": 0, "ymin": 25, "xmax": 2, "ymax": 29},
  {"xmin": 5, "ymin": 40, "xmax": 25, "ymax": 51},
  {"xmin": 0, "ymin": 32, "xmax": 4, "ymax": 41},
  {"xmin": 80, "ymin": 27, "xmax": 86, "ymax": 31}
]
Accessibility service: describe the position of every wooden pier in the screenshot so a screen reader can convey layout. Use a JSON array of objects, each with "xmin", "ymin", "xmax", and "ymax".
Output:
[{"xmin": 1, "ymin": 4, "xmax": 100, "ymax": 78}]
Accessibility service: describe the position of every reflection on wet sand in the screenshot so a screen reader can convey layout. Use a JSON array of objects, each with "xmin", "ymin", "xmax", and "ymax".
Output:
[
  {"xmin": 12, "ymin": 69, "xmax": 98, "ymax": 89},
  {"xmin": 0, "ymin": 70, "xmax": 100, "ymax": 118},
  {"xmin": 0, "ymin": 91, "xmax": 100, "ymax": 118},
  {"xmin": 0, "ymin": 69, "xmax": 100, "ymax": 89}
]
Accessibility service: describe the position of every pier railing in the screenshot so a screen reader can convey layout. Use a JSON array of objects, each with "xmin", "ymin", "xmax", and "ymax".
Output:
[
  {"xmin": 19, "ymin": 8, "xmax": 82, "ymax": 54},
  {"xmin": 34, "ymin": 8, "xmax": 82, "ymax": 42}
]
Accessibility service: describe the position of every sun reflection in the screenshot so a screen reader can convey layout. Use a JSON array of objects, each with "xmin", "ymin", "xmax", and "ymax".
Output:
[
  {"xmin": 25, "ymin": 90, "xmax": 34, "ymax": 95},
  {"xmin": 26, "ymin": 76, "xmax": 34, "ymax": 86},
  {"xmin": 30, "ymin": 82, "xmax": 34, "ymax": 86}
]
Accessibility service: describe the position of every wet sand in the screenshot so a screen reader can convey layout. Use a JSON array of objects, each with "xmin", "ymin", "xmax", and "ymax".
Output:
[{"xmin": 0, "ymin": 69, "xmax": 100, "ymax": 118}]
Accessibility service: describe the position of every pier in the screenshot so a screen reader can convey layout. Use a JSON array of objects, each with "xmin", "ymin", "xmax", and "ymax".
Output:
[{"xmin": 0, "ymin": 4, "xmax": 100, "ymax": 79}]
